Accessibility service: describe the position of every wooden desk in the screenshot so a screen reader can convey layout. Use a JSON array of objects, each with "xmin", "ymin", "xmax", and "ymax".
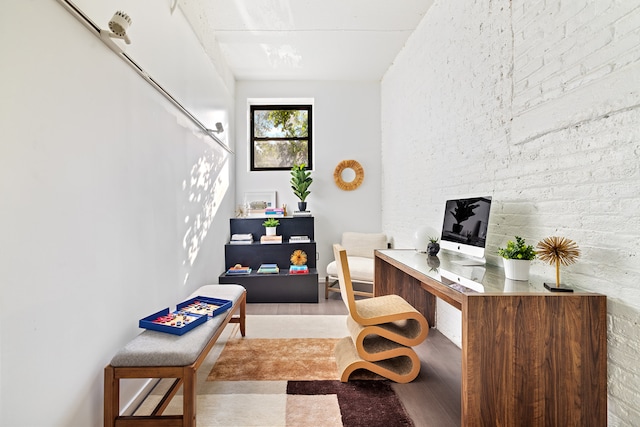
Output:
[{"xmin": 375, "ymin": 249, "xmax": 607, "ymax": 427}]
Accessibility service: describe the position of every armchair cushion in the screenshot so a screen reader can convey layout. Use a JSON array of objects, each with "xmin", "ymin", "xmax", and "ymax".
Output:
[{"xmin": 326, "ymin": 256, "xmax": 374, "ymax": 283}]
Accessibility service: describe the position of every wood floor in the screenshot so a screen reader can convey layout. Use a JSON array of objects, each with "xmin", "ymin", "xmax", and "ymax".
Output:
[{"xmin": 246, "ymin": 283, "xmax": 462, "ymax": 427}]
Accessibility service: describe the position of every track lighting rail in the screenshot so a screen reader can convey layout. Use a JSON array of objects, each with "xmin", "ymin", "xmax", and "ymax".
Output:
[{"xmin": 56, "ymin": 0, "xmax": 233, "ymax": 155}]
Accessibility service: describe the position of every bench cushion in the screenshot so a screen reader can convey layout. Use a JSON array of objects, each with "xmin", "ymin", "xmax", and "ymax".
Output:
[
  {"xmin": 109, "ymin": 284, "xmax": 245, "ymax": 367},
  {"xmin": 326, "ymin": 256, "xmax": 374, "ymax": 283}
]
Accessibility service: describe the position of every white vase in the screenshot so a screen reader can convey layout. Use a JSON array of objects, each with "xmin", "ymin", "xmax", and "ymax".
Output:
[
  {"xmin": 266, "ymin": 227, "xmax": 276, "ymax": 236},
  {"xmin": 503, "ymin": 259, "xmax": 531, "ymax": 281}
]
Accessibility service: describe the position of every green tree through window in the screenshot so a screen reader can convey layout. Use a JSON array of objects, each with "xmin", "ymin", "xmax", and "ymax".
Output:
[{"xmin": 250, "ymin": 105, "xmax": 312, "ymax": 170}]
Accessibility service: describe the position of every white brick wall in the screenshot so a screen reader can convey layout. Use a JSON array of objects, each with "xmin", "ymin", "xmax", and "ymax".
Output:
[{"xmin": 381, "ymin": 0, "xmax": 640, "ymax": 424}]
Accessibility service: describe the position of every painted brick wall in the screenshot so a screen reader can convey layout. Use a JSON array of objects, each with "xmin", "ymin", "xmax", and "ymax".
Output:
[{"xmin": 381, "ymin": 0, "xmax": 640, "ymax": 424}]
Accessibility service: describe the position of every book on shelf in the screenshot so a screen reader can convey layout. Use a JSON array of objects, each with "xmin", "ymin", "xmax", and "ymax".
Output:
[
  {"xmin": 264, "ymin": 208, "xmax": 285, "ymax": 217},
  {"xmin": 293, "ymin": 211, "xmax": 312, "ymax": 217},
  {"xmin": 260, "ymin": 235, "xmax": 283, "ymax": 244},
  {"xmin": 231, "ymin": 233, "xmax": 253, "ymax": 240},
  {"xmin": 246, "ymin": 209, "xmax": 267, "ymax": 218},
  {"xmin": 257, "ymin": 263, "xmax": 279, "ymax": 274},
  {"xmin": 230, "ymin": 233, "xmax": 253, "ymax": 244},
  {"xmin": 226, "ymin": 265, "xmax": 252, "ymax": 275},
  {"xmin": 289, "ymin": 235, "xmax": 311, "ymax": 243},
  {"xmin": 289, "ymin": 265, "xmax": 309, "ymax": 274}
]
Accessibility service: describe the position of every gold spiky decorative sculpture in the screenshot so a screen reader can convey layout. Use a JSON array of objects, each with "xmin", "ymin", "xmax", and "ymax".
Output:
[
  {"xmin": 536, "ymin": 236, "xmax": 580, "ymax": 292},
  {"xmin": 290, "ymin": 249, "xmax": 307, "ymax": 266}
]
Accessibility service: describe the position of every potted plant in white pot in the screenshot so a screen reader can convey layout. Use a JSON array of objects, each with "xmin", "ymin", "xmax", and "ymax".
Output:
[
  {"xmin": 498, "ymin": 236, "xmax": 536, "ymax": 281},
  {"xmin": 290, "ymin": 163, "xmax": 312, "ymax": 212},
  {"xmin": 262, "ymin": 218, "xmax": 280, "ymax": 236}
]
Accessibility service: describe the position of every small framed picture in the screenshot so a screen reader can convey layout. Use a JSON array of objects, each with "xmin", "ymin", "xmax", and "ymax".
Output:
[{"xmin": 244, "ymin": 191, "xmax": 277, "ymax": 217}]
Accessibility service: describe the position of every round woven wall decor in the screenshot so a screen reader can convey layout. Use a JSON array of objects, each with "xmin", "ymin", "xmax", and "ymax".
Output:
[{"xmin": 333, "ymin": 160, "xmax": 364, "ymax": 191}]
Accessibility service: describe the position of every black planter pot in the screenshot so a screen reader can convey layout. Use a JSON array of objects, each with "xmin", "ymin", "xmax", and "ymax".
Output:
[
  {"xmin": 427, "ymin": 242, "xmax": 440, "ymax": 256},
  {"xmin": 298, "ymin": 202, "xmax": 307, "ymax": 212}
]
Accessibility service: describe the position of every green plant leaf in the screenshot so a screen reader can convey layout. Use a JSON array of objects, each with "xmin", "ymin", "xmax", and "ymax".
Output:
[
  {"xmin": 497, "ymin": 236, "xmax": 536, "ymax": 260},
  {"xmin": 290, "ymin": 163, "xmax": 312, "ymax": 202},
  {"xmin": 262, "ymin": 218, "xmax": 280, "ymax": 227}
]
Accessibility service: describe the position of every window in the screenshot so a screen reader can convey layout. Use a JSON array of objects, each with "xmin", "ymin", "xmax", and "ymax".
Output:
[{"xmin": 250, "ymin": 105, "xmax": 312, "ymax": 171}]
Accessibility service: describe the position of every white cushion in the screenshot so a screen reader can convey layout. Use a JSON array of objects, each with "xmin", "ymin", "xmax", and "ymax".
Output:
[
  {"xmin": 341, "ymin": 232, "xmax": 387, "ymax": 258},
  {"xmin": 326, "ymin": 256, "xmax": 374, "ymax": 283}
]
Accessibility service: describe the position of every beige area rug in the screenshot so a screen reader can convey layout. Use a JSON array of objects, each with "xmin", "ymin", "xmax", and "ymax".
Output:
[{"xmin": 135, "ymin": 315, "xmax": 413, "ymax": 427}]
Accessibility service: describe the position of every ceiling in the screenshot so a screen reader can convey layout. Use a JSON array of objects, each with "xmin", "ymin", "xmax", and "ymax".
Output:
[{"xmin": 182, "ymin": 0, "xmax": 435, "ymax": 81}]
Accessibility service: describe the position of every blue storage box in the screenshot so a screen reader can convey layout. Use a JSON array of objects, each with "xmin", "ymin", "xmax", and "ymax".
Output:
[
  {"xmin": 177, "ymin": 296, "xmax": 232, "ymax": 318},
  {"xmin": 139, "ymin": 307, "xmax": 207, "ymax": 336}
]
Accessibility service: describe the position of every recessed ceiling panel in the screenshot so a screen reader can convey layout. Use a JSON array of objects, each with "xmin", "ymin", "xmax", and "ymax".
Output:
[{"xmin": 181, "ymin": 0, "xmax": 434, "ymax": 80}]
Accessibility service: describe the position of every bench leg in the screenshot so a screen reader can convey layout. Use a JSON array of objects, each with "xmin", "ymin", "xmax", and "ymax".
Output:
[
  {"xmin": 239, "ymin": 291, "xmax": 246, "ymax": 337},
  {"xmin": 104, "ymin": 365, "xmax": 118, "ymax": 427},
  {"xmin": 183, "ymin": 366, "xmax": 197, "ymax": 427}
]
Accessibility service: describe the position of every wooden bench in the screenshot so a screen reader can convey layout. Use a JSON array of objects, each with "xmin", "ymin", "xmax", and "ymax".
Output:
[{"xmin": 104, "ymin": 284, "xmax": 246, "ymax": 427}]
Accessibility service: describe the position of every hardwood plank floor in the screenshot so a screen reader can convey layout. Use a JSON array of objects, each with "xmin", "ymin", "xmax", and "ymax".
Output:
[{"xmin": 246, "ymin": 282, "xmax": 462, "ymax": 426}]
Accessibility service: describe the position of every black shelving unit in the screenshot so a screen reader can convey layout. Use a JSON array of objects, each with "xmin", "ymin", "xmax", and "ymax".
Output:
[{"xmin": 218, "ymin": 217, "xmax": 318, "ymax": 303}]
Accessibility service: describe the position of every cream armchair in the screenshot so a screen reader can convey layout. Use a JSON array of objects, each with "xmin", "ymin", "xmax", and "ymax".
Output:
[{"xmin": 325, "ymin": 232, "xmax": 387, "ymax": 299}]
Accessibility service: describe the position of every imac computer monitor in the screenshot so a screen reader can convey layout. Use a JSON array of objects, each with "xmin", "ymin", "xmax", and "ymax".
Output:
[{"xmin": 440, "ymin": 196, "xmax": 492, "ymax": 265}]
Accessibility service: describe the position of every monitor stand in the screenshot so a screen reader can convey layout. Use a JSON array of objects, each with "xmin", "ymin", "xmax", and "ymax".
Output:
[
  {"xmin": 449, "ymin": 254, "xmax": 486, "ymax": 266},
  {"xmin": 441, "ymin": 248, "xmax": 487, "ymax": 266}
]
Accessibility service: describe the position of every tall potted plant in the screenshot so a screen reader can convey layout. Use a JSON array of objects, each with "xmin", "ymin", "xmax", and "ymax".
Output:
[
  {"xmin": 290, "ymin": 163, "xmax": 312, "ymax": 212},
  {"xmin": 498, "ymin": 236, "xmax": 536, "ymax": 281}
]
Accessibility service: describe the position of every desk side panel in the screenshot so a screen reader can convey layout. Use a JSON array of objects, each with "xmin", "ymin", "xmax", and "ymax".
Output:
[
  {"xmin": 375, "ymin": 254, "xmax": 436, "ymax": 327},
  {"xmin": 462, "ymin": 294, "xmax": 607, "ymax": 427}
]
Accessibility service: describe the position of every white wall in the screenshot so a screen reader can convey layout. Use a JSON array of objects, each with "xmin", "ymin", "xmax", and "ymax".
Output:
[
  {"xmin": 234, "ymin": 81, "xmax": 383, "ymax": 276},
  {"xmin": 381, "ymin": 0, "xmax": 640, "ymax": 424},
  {"xmin": 0, "ymin": 1, "xmax": 234, "ymax": 426}
]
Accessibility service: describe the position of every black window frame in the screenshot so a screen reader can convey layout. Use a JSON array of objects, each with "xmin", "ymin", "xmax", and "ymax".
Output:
[{"xmin": 250, "ymin": 104, "xmax": 313, "ymax": 171}]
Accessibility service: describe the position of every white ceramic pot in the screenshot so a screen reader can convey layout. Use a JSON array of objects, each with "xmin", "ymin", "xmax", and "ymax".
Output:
[
  {"xmin": 503, "ymin": 258, "xmax": 531, "ymax": 281},
  {"xmin": 266, "ymin": 227, "xmax": 276, "ymax": 236}
]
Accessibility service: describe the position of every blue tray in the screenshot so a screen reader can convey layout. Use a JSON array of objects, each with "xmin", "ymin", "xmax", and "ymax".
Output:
[
  {"xmin": 176, "ymin": 296, "xmax": 232, "ymax": 318},
  {"xmin": 139, "ymin": 307, "xmax": 207, "ymax": 336}
]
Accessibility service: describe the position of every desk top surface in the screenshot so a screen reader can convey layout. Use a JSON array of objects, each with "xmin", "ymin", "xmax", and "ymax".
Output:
[{"xmin": 376, "ymin": 249, "xmax": 600, "ymax": 297}]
